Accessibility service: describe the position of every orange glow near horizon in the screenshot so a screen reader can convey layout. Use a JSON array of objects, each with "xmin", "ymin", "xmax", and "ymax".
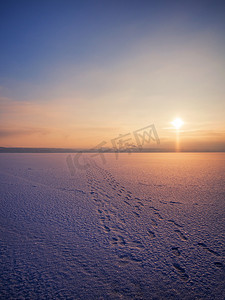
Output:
[{"xmin": 0, "ymin": 96, "xmax": 225, "ymax": 151}]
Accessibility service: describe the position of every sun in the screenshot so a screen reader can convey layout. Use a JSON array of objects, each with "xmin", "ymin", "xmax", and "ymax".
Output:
[{"xmin": 171, "ymin": 118, "xmax": 184, "ymax": 129}]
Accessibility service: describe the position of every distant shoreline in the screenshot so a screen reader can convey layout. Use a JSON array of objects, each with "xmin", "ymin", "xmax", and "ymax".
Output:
[{"xmin": 0, "ymin": 147, "xmax": 224, "ymax": 153}]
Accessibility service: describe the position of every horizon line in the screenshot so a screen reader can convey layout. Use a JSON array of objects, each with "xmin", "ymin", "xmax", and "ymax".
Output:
[{"xmin": 0, "ymin": 147, "xmax": 224, "ymax": 153}]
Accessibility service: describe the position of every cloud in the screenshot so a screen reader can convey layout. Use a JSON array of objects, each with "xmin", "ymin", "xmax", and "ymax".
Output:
[
  {"xmin": 0, "ymin": 127, "xmax": 49, "ymax": 137},
  {"xmin": 176, "ymin": 129, "xmax": 225, "ymax": 138}
]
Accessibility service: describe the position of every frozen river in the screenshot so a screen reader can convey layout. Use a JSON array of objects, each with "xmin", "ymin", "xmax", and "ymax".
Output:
[{"xmin": 0, "ymin": 153, "xmax": 224, "ymax": 299}]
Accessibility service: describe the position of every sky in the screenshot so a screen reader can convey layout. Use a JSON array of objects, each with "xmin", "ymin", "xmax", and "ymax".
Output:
[{"xmin": 0, "ymin": 0, "xmax": 225, "ymax": 151}]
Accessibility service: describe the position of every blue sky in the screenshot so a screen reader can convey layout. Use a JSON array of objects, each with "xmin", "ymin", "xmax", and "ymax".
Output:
[{"xmin": 1, "ymin": 0, "xmax": 224, "ymax": 88}]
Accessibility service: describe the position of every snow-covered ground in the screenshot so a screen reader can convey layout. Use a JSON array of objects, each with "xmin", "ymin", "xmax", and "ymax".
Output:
[{"xmin": 0, "ymin": 153, "xmax": 224, "ymax": 299}]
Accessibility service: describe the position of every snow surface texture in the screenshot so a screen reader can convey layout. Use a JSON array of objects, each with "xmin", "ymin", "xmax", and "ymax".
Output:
[{"xmin": 0, "ymin": 153, "xmax": 224, "ymax": 299}]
